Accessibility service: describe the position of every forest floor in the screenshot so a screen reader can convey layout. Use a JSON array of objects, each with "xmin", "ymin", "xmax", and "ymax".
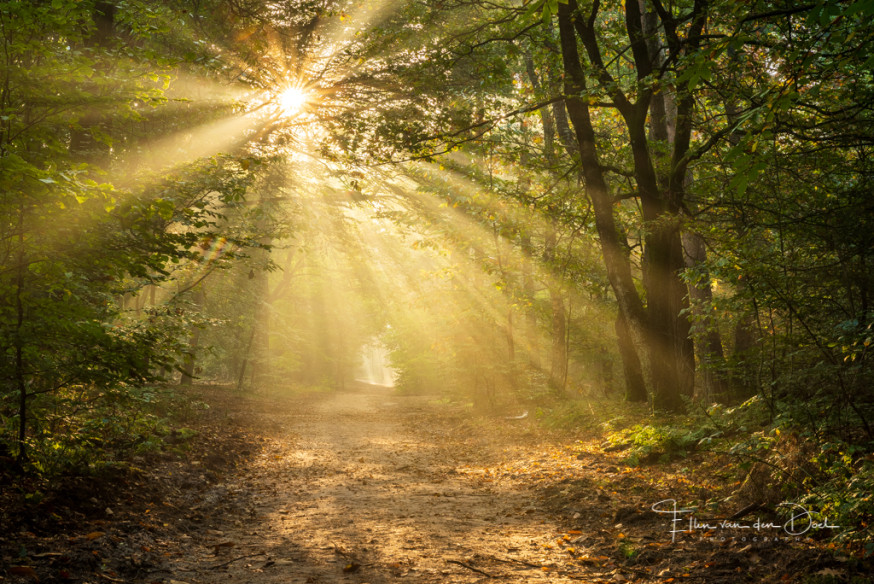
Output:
[{"xmin": 2, "ymin": 382, "xmax": 871, "ymax": 584}]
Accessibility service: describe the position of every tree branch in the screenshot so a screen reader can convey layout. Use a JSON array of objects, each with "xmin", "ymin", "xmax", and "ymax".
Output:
[{"xmin": 741, "ymin": 4, "xmax": 816, "ymax": 24}]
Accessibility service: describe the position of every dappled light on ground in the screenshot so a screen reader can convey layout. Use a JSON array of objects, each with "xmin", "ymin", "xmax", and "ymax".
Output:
[
  {"xmin": 104, "ymin": 385, "xmax": 855, "ymax": 584},
  {"xmin": 159, "ymin": 385, "xmax": 593, "ymax": 583}
]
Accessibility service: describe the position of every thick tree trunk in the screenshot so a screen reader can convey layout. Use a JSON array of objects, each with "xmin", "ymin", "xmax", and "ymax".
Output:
[
  {"xmin": 641, "ymin": 221, "xmax": 692, "ymax": 410},
  {"xmin": 639, "ymin": 2, "xmax": 695, "ymax": 405},
  {"xmin": 625, "ymin": 92, "xmax": 691, "ymax": 409}
]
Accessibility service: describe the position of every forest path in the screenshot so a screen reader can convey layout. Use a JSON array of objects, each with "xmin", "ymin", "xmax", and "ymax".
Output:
[
  {"xmin": 160, "ymin": 383, "xmax": 593, "ymax": 584},
  {"xmin": 1, "ymin": 384, "xmax": 851, "ymax": 583}
]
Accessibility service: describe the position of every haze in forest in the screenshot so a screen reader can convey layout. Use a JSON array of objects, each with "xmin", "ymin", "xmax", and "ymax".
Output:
[{"xmin": 1, "ymin": 0, "xmax": 873, "ymax": 570}]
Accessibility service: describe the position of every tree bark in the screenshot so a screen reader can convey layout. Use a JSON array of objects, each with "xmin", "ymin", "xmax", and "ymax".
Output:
[
  {"xmin": 557, "ymin": 2, "xmax": 652, "ymax": 398},
  {"xmin": 561, "ymin": 0, "xmax": 701, "ymax": 411},
  {"xmin": 639, "ymin": 0, "xmax": 696, "ymax": 403},
  {"xmin": 616, "ymin": 309, "xmax": 647, "ymax": 401},
  {"xmin": 683, "ymin": 231, "xmax": 727, "ymax": 401}
]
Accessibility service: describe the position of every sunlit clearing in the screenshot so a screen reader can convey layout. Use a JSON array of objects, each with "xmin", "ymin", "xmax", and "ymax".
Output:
[
  {"xmin": 355, "ymin": 339, "xmax": 397, "ymax": 387},
  {"xmin": 277, "ymin": 86, "xmax": 310, "ymax": 117}
]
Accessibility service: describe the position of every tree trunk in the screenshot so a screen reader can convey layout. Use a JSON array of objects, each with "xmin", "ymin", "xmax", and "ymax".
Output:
[
  {"xmin": 616, "ymin": 310, "xmax": 647, "ymax": 401},
  {"xmin": 557, "ymin": 2, "xmax": 651, "ymax": 396},
  {"xmin": 14, "ymin": 207, "xmax": 28, "ymax": 463},
  {"xmin": 544, "ymin": 226, "xmax": 568, "ymax": 392},
  {"xmin": 638, "ymin": 1, "xmax": 695, "ymax": 405},
  {"xmin": 249, "ymin": 270, "xmax": 270, "ymax": 389},
  {"xmin": 179, "ymin": 287, "xmax": 204, "ymax": 386},
  {"xmin": 682, "ymin": 231, "xmax": 728, "ymax": 402},
  {"xmin": 520, "ymin": 234, "xmax": 540, "ymax": 368},
  {"xmin": 641, "ymin": 221, "xmax": 692, "ymax": 410}
]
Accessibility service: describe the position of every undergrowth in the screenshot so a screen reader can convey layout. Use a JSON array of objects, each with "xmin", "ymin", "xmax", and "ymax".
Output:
[
  {"xmin": 535, "ymin": 398, "xmax": 649, "ymax": 434},
  {"xmin": 539, "ymin": 394, "xmax": 874, "ymax": 555},
  {"xmin": 0, "ymin": 384, "xmax": 210, "ymax": 479}
]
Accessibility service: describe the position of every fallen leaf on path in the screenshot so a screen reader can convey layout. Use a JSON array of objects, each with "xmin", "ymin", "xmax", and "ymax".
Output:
[
  {"xmin": 85, "ymin": 531, "xmax": 105, "ymax": 540},
  {"xmin": 8, "ymin": 566, "xmax": 39, "ymax": 581}
]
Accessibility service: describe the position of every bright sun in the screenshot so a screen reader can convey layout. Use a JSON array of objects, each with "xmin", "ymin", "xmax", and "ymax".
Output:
[{"xmin": 277, "ymin": 86, "xmax": 309, "ymax": 116}]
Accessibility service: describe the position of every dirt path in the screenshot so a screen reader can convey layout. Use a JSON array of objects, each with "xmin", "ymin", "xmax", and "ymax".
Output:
[
  {"xmin": 5, "ymin": 383, "xmax": 864, "ymax": 583},
  {"xmin": 159, "ymin": 383, "xmax": 583, "ymax": 583},
  {"xmin": 138, "ymin": 383, "xmax": 867, "ymax": 584}
]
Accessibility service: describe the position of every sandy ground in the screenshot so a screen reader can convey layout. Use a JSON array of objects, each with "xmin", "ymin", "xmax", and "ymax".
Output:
[{"xmin": 156, "ymin": 382, "xmax": 588, "ymax": 583}]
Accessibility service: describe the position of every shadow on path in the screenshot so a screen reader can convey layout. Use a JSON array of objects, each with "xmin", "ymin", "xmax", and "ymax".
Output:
[{"xmin": 160, "ymin": 382, "xmax": 575, "ymax": 583}]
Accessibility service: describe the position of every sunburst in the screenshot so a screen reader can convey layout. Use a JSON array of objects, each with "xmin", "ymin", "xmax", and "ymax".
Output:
[{"xmin": 277, "ymin": 86, "xmax": 309, "ymax": 117}]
